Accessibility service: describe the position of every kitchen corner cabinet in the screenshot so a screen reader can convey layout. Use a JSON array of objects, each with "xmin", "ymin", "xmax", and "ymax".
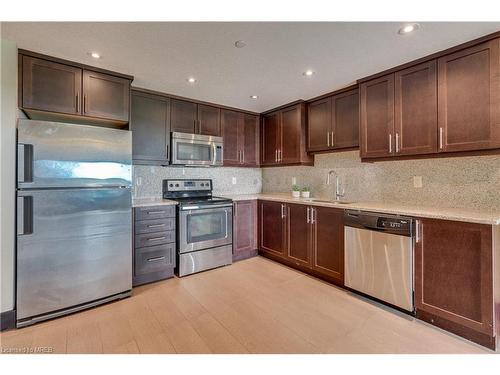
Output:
[
  {"xmin": 261, "ymin": 103, "xmax": 313, "ymax": 166},
  {"xmin": 130, "ymin": 90, "xmax": 170, "ymax": 165},
  {"xmin": 170, "ymin": 99, "xmax": 222, "ymax": 137},
  {"xmin": 307, "ymin": 88, "xmax": 359, "ymax": 153},
  {"xmin": 20, "ymin": 53, "xmax": 132, "ymax": 126},
  {"xmin": 415, "ymin": 218, "xmax": 495, "ymax": 349},
  {"xmin": 222, "ymin": 109, "xmax": 259, "ymax": 167},
  {"xmin": 233, "ymin": 200, "xmax": 258, "ymax": 261},
  {"xmin": 258, "ymin": 200, "xmax": 344, "ymax": 285}
]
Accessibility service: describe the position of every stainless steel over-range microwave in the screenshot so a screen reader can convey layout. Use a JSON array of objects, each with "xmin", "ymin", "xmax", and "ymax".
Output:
[{"xmin": 171, "ymin": 132, "xmax": 223, "ymax": 166}]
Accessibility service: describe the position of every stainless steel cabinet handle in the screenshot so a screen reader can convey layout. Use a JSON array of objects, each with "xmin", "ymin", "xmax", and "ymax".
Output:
[
  {"xmin": 395, "ymin": 133, "xmax": 400, "ymax": 153},
  {"xmin": 242, "ymin": 149, "xmax": 245, "ymax": 163},
  {"xmin": 306, "ymin": 207, "xmax": 310, "ymax": 223},
  {"xmin": 147, "ymin": 236, "xmax": 166, "ymax": 241},
  {"xmin": 415, "ymin": 220, "xmax": 421, "ymax": 243},
  {"xmin": 75, "ymin": 93, "xmax": 79, "ymax": 113},
  {"xmin": 147, "ymin": 256, "xmax": 165, "ymax": 262},
  {"xmin": 311, "ymin": 208, "xmax": 316, "ymax": 224},
  {"xmin": 389, "ymin": 134, "xmax": 393, "ymax": 153},
  {"xmin": 439, "ymin": 127, "xmax": 444, "ymax": 150},
  {"xmin": 278, "ymin": 149, "xmax": 282, "ymax": 162},
  {"xmin": 147, "ymin": 224, "xmax": 166, "ymax": 228},
  {"xmin": 83, "ymin": 95, "xmax": 87, "ymax": 113},
  {"xmin": 330, "ymin": 132, "xmax": 334, "ymax": 148},
  {"xmin": 327, "ymin": 132, "xmax": 330, "ymax": 147},
  {"xmin": 275, "ymin": 149, "xmax": 278, "ymax": 163},
  {"xmin": 147, "ymin": 210, "xmax": 165, "ymax": 214},
  {"xmin": 281, "ymin": 204, "xmax": 286, "ymax": 219}
]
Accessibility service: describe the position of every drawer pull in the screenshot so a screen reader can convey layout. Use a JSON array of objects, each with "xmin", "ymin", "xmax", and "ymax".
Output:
[
  {"xmin": 147, "ymin": 224, "xmax": 166, "ymax": 228},
  {"xmin": 147, "ymin": 256, "xmax": 166, "ymax": 262},
  {"xmin": 147, "ymin": 210, "xmax": 166, "ymax": 214},
  {"xmin": 147, "ymin": 236, "xmax": 166, "ymax": 241}
]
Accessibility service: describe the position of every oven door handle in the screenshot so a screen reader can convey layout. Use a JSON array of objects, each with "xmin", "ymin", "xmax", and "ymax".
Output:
[{"xmin": 224, "ymin": 209, "xmax": 229, "ymax": 239}]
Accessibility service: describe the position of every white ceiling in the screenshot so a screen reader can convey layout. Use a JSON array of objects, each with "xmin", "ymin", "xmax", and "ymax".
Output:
[{"xmin": 2, "ymin": 22, "xmax": 499, "ymax": 112}]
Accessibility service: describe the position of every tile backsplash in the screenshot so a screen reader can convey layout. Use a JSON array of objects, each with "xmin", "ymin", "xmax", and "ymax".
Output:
[
  {"xmin": 133, "ymin": 165, "xmax": 262, "ymax": 198},
  {"xmin": 262, "ymin": 151, "xmax": 500, "ymax": 210}
]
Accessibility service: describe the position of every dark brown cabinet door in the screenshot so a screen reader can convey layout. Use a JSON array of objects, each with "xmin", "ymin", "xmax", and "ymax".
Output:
[
  {"xmin": 82, "ymin": 70, "xmax": 130, "ymax": 122},
  {"xmin": 280, "ymin": 104, "xmax": 302, "ymax": 164},
  {"xmin": 222, "ymin": 109, "xmax": 242, "ymax": 166},
  {"xmin": 286, "ymin": 204, "xmax": 312, "ymax": 268},
  {"xmin": 258, "ymin": 200, "xmax": 285, "ymax": 257},
  {"xmin": 332, "ymin": 89, "xmax": 359, "ymax": 149},
  {"xmin": 242, "ymin": 114, "xmax": 259, "ymax": 166},
  {"xmin": 438, "ymin": 39, "xmax": 500, "ymax": 152},
  {"xmin": 311, "ymin": 206, "xmax": 344, "ymax": 283},
  {"xmin": 395, "ymin": 61, "xmax": 438, "ymax": 156},
  {"xmin": 261, "ymin": 111, "xmax": 280, "ymax": 166},
  {"xmin": 170, "ymin": 99, "xmax": 197, "ymax": 133},
  {"xmin": 307, "ymin": 97, "xmax": 332, "ymax": 152},
  {"xmin": 130, "ymin": 91, "xmax": 170, "ymax": 165},
  {"xmin": 22, "ymin": 56, "xmax": 82, "ymax": 115},
  {"xmin": 360, "ymin": 74, "xmax": 395, "ymax": 158},
  {"xmin": 415, "ymin": 218, "xmax": 494, "ymax": 341},
  {"xmin": 233, "ymin": 200, "xmax": 257, "ymax": 260},
  {"xmin": 198, "ymin": 104, "xmax": 221, "ymax": 136}
]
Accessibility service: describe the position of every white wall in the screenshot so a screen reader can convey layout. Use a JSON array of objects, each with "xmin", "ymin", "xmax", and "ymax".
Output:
[{"xmin": 0, "ymin": 39, "xmax": 17, "ymax": 313}]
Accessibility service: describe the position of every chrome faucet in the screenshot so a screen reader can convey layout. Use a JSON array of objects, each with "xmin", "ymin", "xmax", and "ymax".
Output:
[{"xmin": 326, "ymin": 170, "xmax": 345, "ymax": 201}]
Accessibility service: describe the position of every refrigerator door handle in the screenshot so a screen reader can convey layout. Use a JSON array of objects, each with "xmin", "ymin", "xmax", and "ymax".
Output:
[
  {"xmin": 17, "ymin": 144, "xmax": 34, "ymax": 183},
  {"xmin": 17, "ymin": 195, "xmax": 33, "ymax": 235}
]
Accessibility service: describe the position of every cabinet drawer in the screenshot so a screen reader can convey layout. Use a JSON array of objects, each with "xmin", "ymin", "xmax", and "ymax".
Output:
[
  {"xmin": 135, "ymin": 218, "xmax": 175, "ymax": 234},
  {"xmin": 135, "ymin": 231, "xmax": 175, "ymax": 248},
  {"xmin": 135, "ymin": 205, "xmax": 175, "ymax": 220},
  {"xmin": 135, "ymin": 244, "xmax": 175, "ymax": 276}
]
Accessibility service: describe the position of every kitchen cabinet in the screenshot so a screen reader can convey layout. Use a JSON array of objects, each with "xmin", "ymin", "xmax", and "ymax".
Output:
[
  {"xmin": 82, "ymin": 70, "xmax": 130, "ymax": 122},
  {"xmin": 307, "ymin": 88, "xmax": 359, "ymax": 153},
  {"xmin": 437, "ymin": 39, "xmax": 500, "ymax": 152},
  {"xmin": 221, "ymin": 110, "xmax": 259, "ymax": 167},
  {"xmin": 394, "ymin": 61, "xmax": 438, "ymax": 156},
  {"xmin": 130, "ymin": 90, "xmax": 170, "ymax": 165},
  {"xmin": 261, "ymin": 103, "xmax": 312, "ymax": 166},
  {"xmin": 415, "ymin": 218, "xmax": 495, "ymax": 349},
  {"xmin": 311, "ymin": 206, "xmax": 344, "ymax": 283},
  {"xmin": 233, "ymin": 200, "xmax": 258, "ymax": 261},
  {"xmin": 133, "ymin": 205, "xmax": 176, "ymax": 286},
  {"xmin": 258, "ymin": 200, "xmax": 286, "ymax": 257},
  {"xmin": 258, "ymin": 200, "xmax": 344, "ymax": 285},
  {"xmin": 171, "ymin": 99, "xmax": 222, "ymax": 136},
  {"xmin": 360, "ymin": 74, "xmax": 395, "ymax": 158},
  {"xmin": 20, "ymin": 52, "xmax": 132, "ymax": 126}
]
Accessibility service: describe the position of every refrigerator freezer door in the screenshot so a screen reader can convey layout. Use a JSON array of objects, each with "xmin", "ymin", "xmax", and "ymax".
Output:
[
  {"xmin": 17, "ymin": 119, "xmax": 132, "ymax": 189},
  {"xmin": 16, "ymin": 187, "xmax": 132, "ymax": 320}
]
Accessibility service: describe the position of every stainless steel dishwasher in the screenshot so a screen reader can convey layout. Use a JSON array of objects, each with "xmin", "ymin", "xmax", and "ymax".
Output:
[{"xmin": 344, "ymin": 210, "xmax": 415, "ymax": 313}]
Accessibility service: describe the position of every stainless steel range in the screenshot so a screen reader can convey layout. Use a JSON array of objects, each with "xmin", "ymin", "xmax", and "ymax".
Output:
[{"xmin": 163, "ymin": 179, "xmax": 233, "ymax": 276}]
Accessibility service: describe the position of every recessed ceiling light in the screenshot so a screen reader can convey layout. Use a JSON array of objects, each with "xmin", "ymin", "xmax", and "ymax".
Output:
[
  {"xmin": 88, "ymin": 52, "xmax": 101, "ymax": 59},
  {"xmin": 303, "ymin": 70, "xmax": 315, "ymax": 77},
  {"xmin": 234, "ymin": 40, "xmax": 246, "ymax": 48},
  {"xmin": 250, "ymin": 95, "xmax": 258, "ymax": 99},
  {"xmin": 187, "ymin": 77, "xmax": 196, "ymax": 83},
  {"xmin": 398, "ymin": 23, "xmax": 420, "ymax": 35}
]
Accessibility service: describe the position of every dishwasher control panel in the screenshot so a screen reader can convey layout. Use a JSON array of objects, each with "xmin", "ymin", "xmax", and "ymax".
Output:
[{"xmin": 344, "ymin": 210, "xmax": 413, "ymax": 237}]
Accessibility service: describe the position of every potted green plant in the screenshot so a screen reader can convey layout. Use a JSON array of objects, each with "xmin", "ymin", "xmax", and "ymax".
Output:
[
  {"xmin": 291, "ymin": 184, "xmax": 301, "ymax": 198},
  {"xmin": 301, "ymin": 186, "xmax": 310, "ymax": 198}
]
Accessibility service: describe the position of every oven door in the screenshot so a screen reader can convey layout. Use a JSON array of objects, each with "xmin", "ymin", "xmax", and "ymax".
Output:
[{"xmin": 179, "ymin": 206, "xmax": 233, "ymax": 253}]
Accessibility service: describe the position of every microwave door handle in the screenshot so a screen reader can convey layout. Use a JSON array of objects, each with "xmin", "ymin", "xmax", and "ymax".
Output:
[{"xmin": 212, "ymin": 143, "xmax": 217, "ymax": 165}]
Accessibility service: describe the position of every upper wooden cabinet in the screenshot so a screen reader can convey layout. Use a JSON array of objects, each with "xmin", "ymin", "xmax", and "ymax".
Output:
[
  {"xmin": 359, "ymin": 36, "xmax": 500, "ymax": 159},
  {"xmin": 221, "ymin": 110, "xmax": 259, "ymax": 167},
  {"xmin": 415, "ymin": 218, "xmax": 494, "ymax": 349},
  {"xmin": 170, "ymin": 99, "xmax": 222, "ymax": 136},
  {"xmin": 438, "ymin": 39, "xmax": 500, "ymax": 152},
  {"xmin": 19, "ymin": 52, "xmax": 132, "ymax": 126},
  {"xmin": 130, "ymin": 90, "xmax": 170, "ymax": 165},
  {"xmin": 261, "ymin": 103, "xmax": 313, "ymax": 166},
  {"xmin": 307, "ymin": 88, "xmax": 359, "ymax": 153}
]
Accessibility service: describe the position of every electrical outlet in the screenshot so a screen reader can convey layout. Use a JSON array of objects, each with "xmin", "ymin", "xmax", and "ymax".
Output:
[
  {"xmin": 292, "ymin": 177, "xmax": 297, "ymax": 185},
  {"xmin": 232, "ymin": 177, "xmax": 237, "ymax": 185},
  {"xmin": 413, "ymin": 176, "xmax": 423, "ymax": 188}
]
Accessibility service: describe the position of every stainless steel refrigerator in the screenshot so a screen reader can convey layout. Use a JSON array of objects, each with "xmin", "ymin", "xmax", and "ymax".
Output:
[{"xmin": 16, "ymin": 120, "xmax": 132, "ymax": 327}]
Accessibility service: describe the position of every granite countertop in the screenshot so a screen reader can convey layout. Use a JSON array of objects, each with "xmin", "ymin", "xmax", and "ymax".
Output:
[
  {"xmin": 132, "ymin": 197, "xmax": 178, "ymax": 208},
  {"xmin": 223, "ymin": 193, "xmax": 500, "ymax": 225}
]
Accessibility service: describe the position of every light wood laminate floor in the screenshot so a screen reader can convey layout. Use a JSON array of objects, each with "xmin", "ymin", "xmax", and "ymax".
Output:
[{"xmin": 0, "ymin": 256, "xmax": 492, "ymax": 354}]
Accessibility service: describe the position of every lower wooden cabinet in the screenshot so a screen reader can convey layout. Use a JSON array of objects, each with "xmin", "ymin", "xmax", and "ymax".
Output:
[
  {"xmin": 233, "ymin": 200, "xmax": 258, "ymax": 261},
  {"xmin": 133, "ymin": 205, "xmax": 176, "ymax": 286},
  {"xmin": 415, "ymin": 218, "xmax": 495, "ymax": 349},
  {"xmin": 258, "ymin": 200, "xmax": 344, "ymax": 285}
]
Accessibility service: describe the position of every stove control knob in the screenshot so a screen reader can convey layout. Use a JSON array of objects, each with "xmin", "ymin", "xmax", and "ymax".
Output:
[
  {"xmin": 169, "ymin": 184, "xmax": 173, "ymax": 187},
  {"xmin": 175, "ymin": 184, "xmax": 179, "ymax": 187}
]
